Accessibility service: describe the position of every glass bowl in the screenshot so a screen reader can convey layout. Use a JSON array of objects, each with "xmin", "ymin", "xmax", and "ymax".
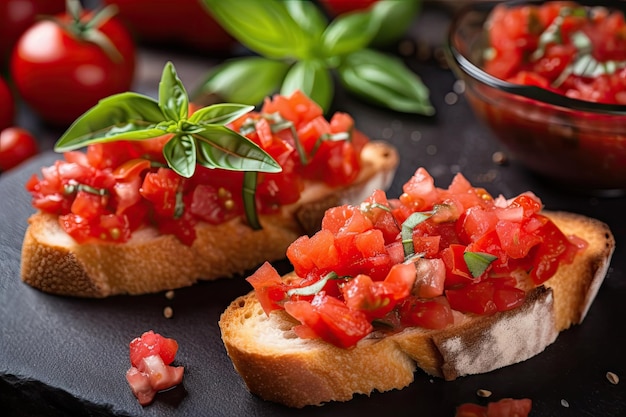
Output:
[{"xmin": 446, "ymin": 0, "xmax": 626, "ymax": 194}]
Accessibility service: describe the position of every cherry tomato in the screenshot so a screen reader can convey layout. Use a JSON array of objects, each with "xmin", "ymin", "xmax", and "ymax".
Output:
[
  {"xmin": 103, "ymin": 0, "xmax": 235, "ymax": 52},
  {"xmin": 0, "ymin": 77, "xmax": 14, "ymax": 131},
  {"xmin": 0, "ymin": 0, "xmax": 66, "ymax": 66},
  {"xmin": 10, "ymin": 3, "xmax": 136, "ymax": 126},
  {"xmin": 0, "ymin": 127, "xmax": 38, "ymax": 171}
]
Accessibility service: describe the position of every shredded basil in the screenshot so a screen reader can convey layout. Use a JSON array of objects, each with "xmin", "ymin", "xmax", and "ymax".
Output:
[
  {"xmin": 464, "ymin": 251, "xmax": 498, "ymax": 278},
  {"xmin": 401, "ymin": 212, "xmax": 432, "ymax": 257},
  {"xmin": 286, "ymin": 271, "xmax": 339, "ymax": 297}
]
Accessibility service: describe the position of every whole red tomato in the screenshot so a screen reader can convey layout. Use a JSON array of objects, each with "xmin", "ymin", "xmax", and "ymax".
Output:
[
  {"xmin": 104, "ymin": 0, "xmax": 235, "ymax": 53},
  {"xmin": 10, "ymin": 2, "xmax": 136, "ymax": 127},
  {"xmin": 0, "ymin": 0, "xmax": 66, "ymax": 66},
  {"xmin": 0, "ymin": 127, "xmax": 38, "ymax": 172},
  {"xmin": 0, "ymin": 77, "xmax": 15, "ymax": 131}
]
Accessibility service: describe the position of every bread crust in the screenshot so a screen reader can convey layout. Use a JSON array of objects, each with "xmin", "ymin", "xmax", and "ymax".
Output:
[
  {"xmin": 219, "ymin": 211, "xmax": 615, "ymax": 407},
  {"xmin": 20, "ymin": 141, "xmax": 399, "ymax": 297}
]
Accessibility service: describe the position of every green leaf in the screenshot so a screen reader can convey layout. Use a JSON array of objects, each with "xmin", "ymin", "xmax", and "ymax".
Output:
[
  {"xmin": 193, "ymin": 125, "xmax": 282, "ymax": 173},
  {"xmin": 163, "ymin": 134, "xmax": 197, "ymax": 178},
  {"xmin": 159, "ymin": 62, "xmax": 189, "ymax": 121},
  {"xmin": 284, "ymin": 1, "xmax": 327, "ymax": 40},
  {"xmin": 369, "ymin": 0, "xmax": 421, "ymax": 47},
  {"xmin": 464, "ymin": 252, "xmax": 498, "ymax": 278},
  {"xmin": 193, "ymin": 57, "xmax": 290, "ymax": 105},
  {"xmin": 401, "ymin": 212, "xmax": 431, "ymax": 257},
  {"xmin": 321, "ymin": 11, "xmax": 377, "ymax": 57},
  {"xmin": 287, "ymin": 272, "xmax": 339, "ymax": 297},
  {"xmin": 339, "ymin": 49, "xmax": 435, "ymax": 115},
  {"xmin": 54, "ymin": 92, "xmax": 166, "ymax": 152},
  {"xmin": 200, "ymin": 0, "xmax": 310, "ymax": 59},
  {"xmin": 189, "ymin": 103, "xmax": 254, "ymax": 126},
  {"xmin": 281, "ymin": 60, "xmax": 333, "ymax": 112}
]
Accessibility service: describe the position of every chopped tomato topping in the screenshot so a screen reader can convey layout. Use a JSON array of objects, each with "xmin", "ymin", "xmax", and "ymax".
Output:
[
  {"xmin": 26, "ymin": 91, "xmax": 367, "ymax": 245},
  {"xmin": 455, "ymin": 398, "xmax": 532, "ymax": 417},
  {"xmin": 249, "ymin": 167, "xmax": 585, "ymax": 348},
  {"xmin": 126, "ymin": 331, "xmax": 184, "ymax": 406}
]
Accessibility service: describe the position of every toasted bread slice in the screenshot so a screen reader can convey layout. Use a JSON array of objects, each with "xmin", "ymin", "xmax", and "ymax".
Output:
[
  {"xmin": 219, "ymin": 211, "xmax": 614, "ymax": 408},
  {"xmin": 20, "ymin": 141, "xmax": 399, "ymax": 298}
]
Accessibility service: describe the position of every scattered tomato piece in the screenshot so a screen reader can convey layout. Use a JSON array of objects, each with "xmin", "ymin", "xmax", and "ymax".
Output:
[{"xmin": 126, "ymin": 331, "xmax": 183, "ymax": 406}]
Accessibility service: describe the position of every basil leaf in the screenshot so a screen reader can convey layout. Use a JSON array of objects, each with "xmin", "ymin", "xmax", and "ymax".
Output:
[
  {"xmin": 401, "ymin": 212, "xmax": 431, "ymax": 257},
  {"xmin": 189, "ymin": 103, "xmax": 254, "ymax": 126},
  {"xmin": 201, "ymin": 0, "xmax": 310, "ymax": 59},
  {"xmin": 369, "ymin": 0, "xmax": 421, "ymax": 47},
  {"xmin": 464, "ymin": 252, "xmax": 498, "ymax": 278},
  {"xmin": 55, "ymin": 92, "xmax": 166, "ymax": 152},
  {"xmin": 321, "ymin": 11, "xmax": 377, "ymax": 57},
  {"xmin": 338, "ymin": 49, "xmax": 435, "ymax": 115},
  {"xmin": 287, "ymin": 272, "xmax": 338, "ymax": 297},
  {"xmin": 242, "ymin": 171, "xmax": 260, "ymax": 230},
  {"xmin": 163, "ymin": 134, "xmax": 197, "ymax": 178},
  {"xmin": 193, "ymin": 125, "xmax": 281, "ymax": 173},
  {"xmin": 284, "ymin": 1, "xmax": 327, "ymax": 40},
  {"xmin": 193, "ymin": 57, "xmax": 290, "ymax": 105},
  {"xmin": 159, "ymin": 61, "xmax": 188, "ymax": 121},
  {"xmin": 281, "ymin": 60, "xmax": 333, "ymax": 111}
]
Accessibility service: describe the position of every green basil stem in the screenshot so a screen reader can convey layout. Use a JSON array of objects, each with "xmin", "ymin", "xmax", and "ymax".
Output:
[{"xmin": 243, "ymin": 171, "xmax": 260, "ymax": 229}]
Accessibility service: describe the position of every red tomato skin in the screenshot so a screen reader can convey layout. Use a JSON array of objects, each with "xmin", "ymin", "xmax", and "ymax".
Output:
[
  {"xmin": 10, "ymin": 10, "xmax": 136, "ymax": 126},
  {"xmin": 0, "ymin": 0, "xmax": 66, "ymax": 66},
  {"xmin": 0, "ymin": 77, "xmax": 15, "ymax": 131},
  {"xmin": 129, "ymin": 330, "xmax": 179, "ymax": 368},
  {"xmin": 0, "ymin": 127, "xmax": 39, "ymax": 171}
]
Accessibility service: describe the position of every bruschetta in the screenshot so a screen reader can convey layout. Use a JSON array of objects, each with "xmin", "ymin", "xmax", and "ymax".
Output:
[
  {"xmin": 219, "ymin": 167, "xmax": 614, "ymax": 408},
  {"xmin": 20, "ymin": 63, "xmax": 399, "ymax": 297}
]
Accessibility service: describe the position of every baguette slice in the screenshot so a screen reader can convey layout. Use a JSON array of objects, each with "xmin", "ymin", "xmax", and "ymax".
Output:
[
  {"xmin": 20, "ymin": 141, "xmax": 398, "ymax": 298},
  {"xmin": 219, "ymin": 211, "xmax": 614, "ymax": 408}
]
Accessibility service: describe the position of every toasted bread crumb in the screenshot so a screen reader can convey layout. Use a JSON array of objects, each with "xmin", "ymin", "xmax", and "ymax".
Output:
[
  {"xmin": 606, "ymin": 371, "xmax": 619, "ymax": 385},
  {"xmin": 477, "ymin": 389, "xmax": 492, "ymax": 398}
]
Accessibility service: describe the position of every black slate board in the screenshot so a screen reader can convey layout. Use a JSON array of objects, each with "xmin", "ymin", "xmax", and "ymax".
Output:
[{"xmin": 2, "ymin": 12, "xmax": 626, "ymax": 416}]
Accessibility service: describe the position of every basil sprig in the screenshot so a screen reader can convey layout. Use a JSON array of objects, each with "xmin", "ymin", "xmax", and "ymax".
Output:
[
  {"xmin": 55, "ymin": 61, "xmax": 282, "ymax": 230},
  {"xmin": 198, "ymin": 0, "xmax": 433, "ymax": 115}
]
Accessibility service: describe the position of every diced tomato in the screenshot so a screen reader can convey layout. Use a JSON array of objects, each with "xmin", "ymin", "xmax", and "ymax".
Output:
[
  {"xmin": 126, "ymin": 330, "xmax": 184, "ymax": 406},
  {"xmin": 441, "ymin": 244, "xmax": 474, "ymax": 288},
  {"xmin": 487, "ymin": 398, "xmax": 532, "ymax": 417},
  {"xmin": 246, "ymin": 262, "xmax": 287, "ymax": 315},
  {"xmin": 322, "ymin": 204, "xmax": 373, "ymax": 236},
  {"xmin": 140, "ymin": 168, "xmax": 182, "ymax": 218},
  {"xmin": 455, "ymin": 402, "xmax": 488, "ymax": 417},
  {"xmin": 129, "ymin": 330, "xmax": 179, "ymax": 367},
  {"xmin": 412, "ymin": 257, "xmax": 446, "ymax": 298},
  {"xmin": 446, "ymin": 281, "xmax": 498, "ymax": 315},
  {"xmin": 285, "ymin": 293, "xmax": 373, "ymax": 349},
  {"xmin": 456, "ymin": 398, "xmax": 533, "ymax": 417},
  {"xmin": 399, "ymin": 296, "xmax": 454, "ymax": 329}
]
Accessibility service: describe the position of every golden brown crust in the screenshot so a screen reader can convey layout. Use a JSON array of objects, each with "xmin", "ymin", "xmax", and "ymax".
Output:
[
  {"xmin": 20, "ymin": 141, "xmax": 399, "ymax": 297},
  {"xmin": 219, "ymin": 211, "xmax": 615, "ymax": 407}
]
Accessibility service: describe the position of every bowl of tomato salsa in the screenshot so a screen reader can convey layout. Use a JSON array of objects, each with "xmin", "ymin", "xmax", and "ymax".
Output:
[{"xmin": 446, "ymin": 0, "xmax": 626, "ymax": 193}]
